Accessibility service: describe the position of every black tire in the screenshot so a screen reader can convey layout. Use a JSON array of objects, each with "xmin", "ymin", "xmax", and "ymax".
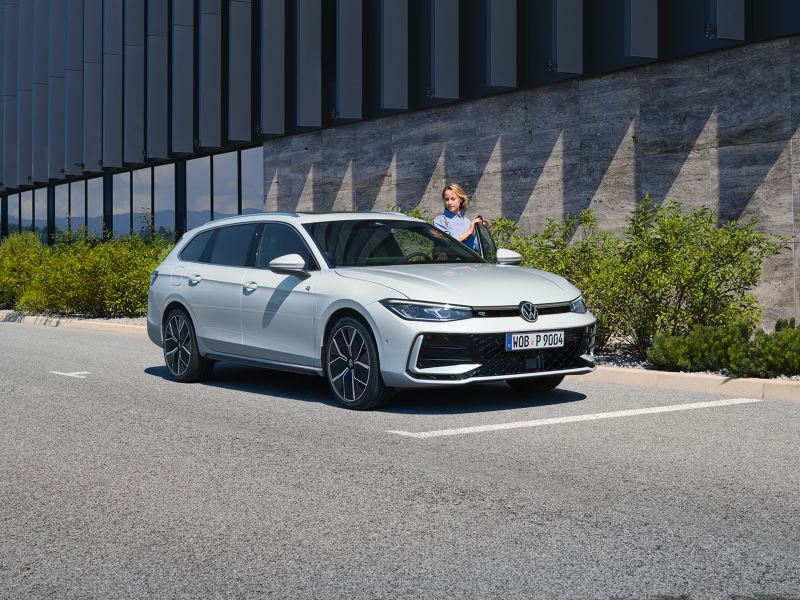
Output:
[
  {"xmin": 324, "ymin": 316, "xmax": 394, "ymax": 410},
  {"xmin": 163, "ymin": 308, "xmax": 214, "ymax": 383},
  {"xmin": 507, "ymin": 374, "xmax": 565, "ymax": 394}
]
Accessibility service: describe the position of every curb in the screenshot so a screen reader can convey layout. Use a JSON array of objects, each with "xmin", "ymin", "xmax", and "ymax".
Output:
[
  {"xmin": 568, "ymin": 366, "xmax": 799, "ymax": 402},
  {"xmin": 0, "ymin": 310, "xmax": 147, "ymax": 336},
  {"xmin": 2, "ymin": 309, "xmax": 798, "ymax": 401}
]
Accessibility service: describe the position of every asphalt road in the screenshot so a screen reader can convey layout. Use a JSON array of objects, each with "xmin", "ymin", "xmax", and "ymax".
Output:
[{"xmin": 1, "ymin": 323, "xmax": 798, "ymax": 599}]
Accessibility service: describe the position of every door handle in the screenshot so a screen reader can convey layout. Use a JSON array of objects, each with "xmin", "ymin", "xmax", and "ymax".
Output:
[
  {"xmin": 243, "ymin": 281, "xmax": 258, "ymax": 292},
  {"xmin": 188, "ymin": 274, "xmax": 202, "ymax": 285}
]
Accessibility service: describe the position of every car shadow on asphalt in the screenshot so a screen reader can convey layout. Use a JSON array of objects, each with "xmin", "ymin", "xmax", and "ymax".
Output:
[
  {"xmin": 144, "ymin": 363, "xmax": 342, "ymax": 407},
  {"xmin": 387, "ymin": 384, "xmax": 587, "ymax": 415},
  {"xmin": 145, "ymin": 364, "xmax": 587, "ymax": 414}
]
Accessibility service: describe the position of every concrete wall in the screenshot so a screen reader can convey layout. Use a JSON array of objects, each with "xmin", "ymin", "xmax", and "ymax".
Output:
[{"xmin": 263, "ymin": 35, "xmax": 800, "ymax": 326}]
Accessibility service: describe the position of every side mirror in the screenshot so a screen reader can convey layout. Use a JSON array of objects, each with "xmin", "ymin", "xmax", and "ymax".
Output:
[
  {"xmin": 495, "ymin": 248, "xmax": 522, "ymax": 265},
  {"xmin": 269, "ymin": 253, "xmax": 309, "ymax": 277}
]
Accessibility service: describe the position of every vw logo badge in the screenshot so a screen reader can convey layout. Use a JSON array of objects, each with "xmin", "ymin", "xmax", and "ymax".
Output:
[{"xmin": 519, "ymin": 301, "xmax": 538, "ymax": 322}]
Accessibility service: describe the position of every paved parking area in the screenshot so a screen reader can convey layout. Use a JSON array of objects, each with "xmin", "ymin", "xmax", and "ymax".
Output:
[{"xmin": 1, "ymin": 323, "xmax": 798, "ymax": 599}]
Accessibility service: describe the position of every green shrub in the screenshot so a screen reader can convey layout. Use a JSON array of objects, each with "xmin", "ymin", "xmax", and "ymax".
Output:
[
  {"xmin": 648, "ymin": 323, "xmax": 800, "ymax": 378},
  {"xmin": 0, "ymin": 231, "xmax": 46, "ymax": 309},
  {"xmin": 11, "ymin": 230, "xmax": 173, "ymax": 318},
  {"xmin": 728, "ymin": 328, "xmax": 800, "ymax": 378},
  {"xmin": 647, "ymin": 323, "xmax": 751, "ymax": 372},
  {"xmin": 613, "ymin": 197, "xmax": 784, "ymax": 355}
]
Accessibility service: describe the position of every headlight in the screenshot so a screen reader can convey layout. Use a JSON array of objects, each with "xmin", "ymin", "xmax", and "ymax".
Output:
[
  {"xmin": 570, "ymin": 296, "xmax": 587, "ymax": 314},
  {"xmin": 149, "ymin": 270, "xmax": 159, "ymax": 287},
  {"xmin": 381, "ymin": 299, "xmax": 472, "ymax": 321}
]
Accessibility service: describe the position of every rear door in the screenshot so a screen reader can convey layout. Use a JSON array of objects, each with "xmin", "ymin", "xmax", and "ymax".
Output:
[{"xmin": 180, "ymin": 223, "xmax": 262, "ymax": 353}]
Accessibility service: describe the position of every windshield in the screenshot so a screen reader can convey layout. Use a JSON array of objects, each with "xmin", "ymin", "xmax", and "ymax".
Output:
[{"xmin": 303, "ymin": 219, "xmax": 485, "ymax": 267}]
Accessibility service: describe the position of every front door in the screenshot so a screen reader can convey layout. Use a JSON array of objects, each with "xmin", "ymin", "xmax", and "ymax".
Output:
[{"xmin": 240, "ymin": 223, "xmax": 319, "ymax": 367}]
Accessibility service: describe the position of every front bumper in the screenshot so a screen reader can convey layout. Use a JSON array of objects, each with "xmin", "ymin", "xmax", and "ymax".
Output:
[
  {"xmin": 372, "ymin": 306, "xmax": 597, "ymax": 388},
  {"xmin": 409, "ymin": 325, "xmax": 595, "ymax": 381}
]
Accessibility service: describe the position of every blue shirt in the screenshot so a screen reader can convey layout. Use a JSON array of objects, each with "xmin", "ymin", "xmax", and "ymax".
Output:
[{"xmin": 434, "ymin": 210, "xmax": 478, "ymax": 251}]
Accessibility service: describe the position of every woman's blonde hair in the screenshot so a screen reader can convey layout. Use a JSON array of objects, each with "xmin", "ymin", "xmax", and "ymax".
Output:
[{"xmin": 442, "ymin": 183, "xmax": 469, "ymax": 212}]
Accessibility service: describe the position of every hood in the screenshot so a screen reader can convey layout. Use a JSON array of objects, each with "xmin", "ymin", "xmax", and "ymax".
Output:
[{"xmin": 334, "ymin": 263, "xmax": 581, "ymax": 306}]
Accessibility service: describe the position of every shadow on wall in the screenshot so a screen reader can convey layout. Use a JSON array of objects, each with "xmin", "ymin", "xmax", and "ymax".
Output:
[{"xmin": 261, "ymin": 40, "xmax": 796, "ymax": 237}]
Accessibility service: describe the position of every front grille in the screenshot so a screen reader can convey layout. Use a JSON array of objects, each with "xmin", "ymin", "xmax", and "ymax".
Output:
[
  {"xmin": 472, "ymin": 303, "xmax": 571, "ymax": 318},
  {"xmin": 415, "ymin": 325, "xmax": 595, "ymax": 380}
]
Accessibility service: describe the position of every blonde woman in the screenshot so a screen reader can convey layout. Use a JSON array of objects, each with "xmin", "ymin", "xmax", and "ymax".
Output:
[{"xmin": 433, "ymin": 183, "xmax": 485, "ymax": 251}]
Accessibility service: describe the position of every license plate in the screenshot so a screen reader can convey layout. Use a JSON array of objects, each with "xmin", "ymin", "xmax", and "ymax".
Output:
[{"xmin": 505, "ymin": 331, "xmax": 564, "ymax": 351}]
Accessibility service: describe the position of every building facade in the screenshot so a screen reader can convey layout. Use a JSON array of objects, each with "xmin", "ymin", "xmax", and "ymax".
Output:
[{"xmin": 1, "ymin": 1, "xmax": 799, "ymax": 323}]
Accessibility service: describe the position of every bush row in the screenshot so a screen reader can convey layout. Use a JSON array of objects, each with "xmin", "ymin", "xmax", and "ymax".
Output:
[
  {"xmin": 647, "ymin": 323, "xmax": 800, "ymax": 378},
  {"xmin": 0, "ymin": 228, "xmax": 173, "ymax": 317}
]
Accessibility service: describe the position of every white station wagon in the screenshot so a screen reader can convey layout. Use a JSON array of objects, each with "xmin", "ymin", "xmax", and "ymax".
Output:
[{"xmin": 147, "ymin": 212, "xmax": 597, "ymax": 409}]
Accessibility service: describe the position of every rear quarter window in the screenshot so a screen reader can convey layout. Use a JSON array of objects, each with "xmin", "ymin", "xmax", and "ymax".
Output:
[
  {"xmin": 179, "ymin": 230, "xmax": 214, "ymax": 262},
  {"xmin": 179, "ymin": 223, "xmax": 262, "ymax": 267}
]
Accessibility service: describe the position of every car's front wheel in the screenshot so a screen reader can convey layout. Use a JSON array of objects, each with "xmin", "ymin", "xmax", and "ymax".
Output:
[
  {"xmin": 507, "ymin": 374, "xmax": 564, "ymax": 394},
  {"xmin": 163, "ymin": 308, "xmax": 214, "ymax": 382},
  {"xmin": 324, "ymin": 316, "xmax": 394, "ymax": 410}
]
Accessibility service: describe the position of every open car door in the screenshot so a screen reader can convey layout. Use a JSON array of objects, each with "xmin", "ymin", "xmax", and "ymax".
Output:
[{"xmin": 474, "ymin": 222, "xmax": 497, "ymax": 263}]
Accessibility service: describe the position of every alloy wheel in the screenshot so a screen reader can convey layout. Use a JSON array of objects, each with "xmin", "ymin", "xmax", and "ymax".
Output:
[
  {"xmin": 327, "ymin": 325, "xmax": 371, "ymax": 404},
  {"xmin": 164, "ymin": 312, "xmax": 192, "ymax": 377}
]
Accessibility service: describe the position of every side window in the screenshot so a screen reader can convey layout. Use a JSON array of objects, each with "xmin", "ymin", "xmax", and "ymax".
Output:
[
  {"xmin": 180, "ymin": 230, "xmax": 215, "ymax": 263},
  {"xmin": 207, "ymin": 224, "xmax": 262, "ymax": 267},
  {"xmin": 257, "ymin": 223, "xmax": 317, "ymax": 270}
]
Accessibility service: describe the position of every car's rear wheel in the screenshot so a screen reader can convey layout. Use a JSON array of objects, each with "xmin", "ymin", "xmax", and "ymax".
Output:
[
  {"xmin": 163, "ymin": 308, "xmax": 214, "ymax": 382},
  {"xmin": 325, "ymin": 317, "xmax": 394, "ymax": 410},
  {"xmin": 507, "ymin": 374, "xmax": 564, "ymax": 394}
]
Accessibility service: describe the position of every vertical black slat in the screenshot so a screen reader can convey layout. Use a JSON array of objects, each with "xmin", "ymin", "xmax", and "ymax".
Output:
[
  {"xmin": 125, "ymin": 0, "xmax": 146, "ymax": 164},
  {"xmin": 150, "ymin": 166, "xmax": 155, "ymax": 234},
  {"xmin": 552, "ymin": 0, "xmax": 583, "ymax": 74},
  {"xmin": 17, "ymin": 0, "xmax": 33, "ymax": 186},
  {"xmin": 103, "ymin": 0, "xmax": 124, "ymax": 169},
  {"xmin": 47, "ymin": 184, "xmax": 55, "ymax": 244},
  {"xmin": 1, "ymin": 194, "xmax": 7, "ymax": 238},
  {"xmin": 147, "ymin": 0, "xmax": 169, "ymax": 159},
  {"xmin": 172, "ymin": 0, "xmax": 195, "ymax": 154},
  {"xmin": 129, "ymin": 171, "xmax": 134, "ymax": 234},
  {"xmin": 198, "ymin": 0, "xmax": 222, "ymax": 148},
  {"xmin": 380, "ymin": 0, "xmax": 407, "ymax": 110},
  {"xmin": 625, "ymin": 0, "xmax": 658, "ymax": 58},
  {"xmin": 84, "ymin": 0, "xmax": 103, "ymax": 172},
  {"xmin": 32, "ymin": 0, "xmax": 49, "ymax": 183},
  {"xmin": 336, "ymin": 0, "xmax": 362, "ymax": 120},
  {"xmin": 711, "ymin": 0, "xmax": 745, "ymax": 40},
  {"xmin": 261, "ymin": 0, "xmax": 285, "ymax": 135},
  {"xmin": 210, "ymin": 154, "xmax": 215, "ymax": 219},
  {"xmin": 229, "ymin": 0, "xmax": 252, "ymax": 140},
  {"xmin": 296, "ymin": 0, "xmax": 321, "ymax": 128},
  {"xmin": 174, "ymin": 158, "xmax": 187, "ymax": 237},
  {"xmin": 0, "ymin": 1, "xmax": 4, "ymax": 192},
  {"xmin": 487, "ymin": 0, "xmax": 516, "ymax": 88},
  {"xmin": 64, "ymin": 0, "xmax": 84, "ymax": 176},
  {"xmin": 237, "ymin": 149, "xmax": 242, "ymax": 214},
  {"xmin": 431, "ymin": 0, "xmax": 458, "ymax": 100},
  {"xmin": 47, "ymin": 0, "xmax": 66, "ymax": 180},
  {"xmin": 2, "ymin": 0, "xmax": 18, "ymax": 189},
  {"xmin": 102, "ymin": 174, "xmax": 113, "ymax": 236}
]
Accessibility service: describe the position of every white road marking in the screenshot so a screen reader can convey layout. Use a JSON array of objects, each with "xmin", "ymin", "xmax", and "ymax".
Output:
[
  {"xmin": 49, "ymin": 371, "xmax": 91, "ymax": 379},
  {"xmin": 387, "ymin": 397, "xmax": 764, "ymax": 439}
]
